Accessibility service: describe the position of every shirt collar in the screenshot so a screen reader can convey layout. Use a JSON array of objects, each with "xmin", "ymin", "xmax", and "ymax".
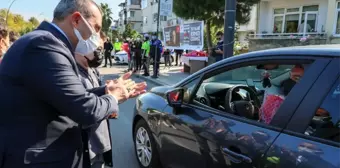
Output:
[{"xmin": 50, "ymin": 22, "xmax": 71, "ymax": 44}]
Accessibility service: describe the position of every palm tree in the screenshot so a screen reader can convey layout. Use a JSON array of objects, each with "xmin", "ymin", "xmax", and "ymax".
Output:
[{"xmin": 101, "ymin": 3, "xmax": 113, "ymax": 35}]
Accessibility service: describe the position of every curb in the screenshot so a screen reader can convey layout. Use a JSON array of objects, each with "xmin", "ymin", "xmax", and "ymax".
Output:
[{"xmin": 133, "ymin": 74, "xmax": 168, "ymax": 86}]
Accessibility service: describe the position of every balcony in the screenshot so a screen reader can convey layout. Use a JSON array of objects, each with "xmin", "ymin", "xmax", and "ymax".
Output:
[{"xmin": 248, "ymin": 32, "xmax": 328, "ymax": 51}]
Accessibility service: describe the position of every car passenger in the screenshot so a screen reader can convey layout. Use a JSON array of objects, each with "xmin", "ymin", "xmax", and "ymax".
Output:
[{"xmin": 260, "ymin": 65, "xmax": 305, "ymax": 124}]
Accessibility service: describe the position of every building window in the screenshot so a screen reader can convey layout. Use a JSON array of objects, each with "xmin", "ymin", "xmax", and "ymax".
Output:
[
  {"xmin": 141, "ymin": 0, "xmax": 147, "ymax": 9},
  {"xmin": 160, "ymin": 16, "xmax": 167, "ymax": 21},
  {"xmin": 153, "ymin": 13, "xmax": 158, "ymax": 23},
  {"xmin": 334, "ymin": 2, "xmax": 340, "ymax": 35},
  {"xmin": 143, "ymin": 16, "xmax": 148, "ymax": 24},
  {"xmin": 128, "ymin": 0, "xmax": 141, "ymax": 5},
  {"xmin": 273, "ymin": 5, "xmax": 318, "ymax": 34},
  {"xmin": 130, "ymin": 11, "xmax": 135, "ymax": 17},
  {"xmin": 130, "ymin": 23, "xmax": 135, "ymax": 29}
]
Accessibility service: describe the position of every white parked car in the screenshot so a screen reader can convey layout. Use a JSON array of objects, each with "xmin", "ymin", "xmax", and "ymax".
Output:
[
  {"xmin": 113, "ymin": 51, "xmax": 129, "ymax": 64},
  {"xmin": 113, "ymin": 51, "xmax": 175, "ymax": 65}
]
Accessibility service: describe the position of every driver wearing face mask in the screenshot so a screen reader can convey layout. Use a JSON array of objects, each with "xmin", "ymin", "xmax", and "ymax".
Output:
[{"xmin": 281, "ymin": 64, "xmax": 305, "ymax": 96}]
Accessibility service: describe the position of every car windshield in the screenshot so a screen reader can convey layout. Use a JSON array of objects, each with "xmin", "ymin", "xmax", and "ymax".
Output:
[{"xmin": 206, "ymin": 65, "xmax": 293, "ymax": 83}]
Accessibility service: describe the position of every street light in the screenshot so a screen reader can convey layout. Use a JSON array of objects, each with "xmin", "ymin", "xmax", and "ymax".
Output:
[{"xmin": 6, "ymin": 0, "xmax": 19, "ymax": 25}]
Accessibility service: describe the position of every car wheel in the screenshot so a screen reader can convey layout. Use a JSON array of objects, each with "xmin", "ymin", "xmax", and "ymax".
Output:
[{"xmin": 134, "ymin": 119, "xmax": 161, "ymax": 168}]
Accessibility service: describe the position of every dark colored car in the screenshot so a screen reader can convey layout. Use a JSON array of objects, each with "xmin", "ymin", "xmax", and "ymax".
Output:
[{"xmin": 132, "ymin": 45, "xmax": 340, "ymax": 168}]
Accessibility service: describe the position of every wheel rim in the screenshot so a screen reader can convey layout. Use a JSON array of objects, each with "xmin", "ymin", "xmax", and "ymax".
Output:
[{"xmin": 135, "ymin": 127, "xmax": 152, "ymax": 167}]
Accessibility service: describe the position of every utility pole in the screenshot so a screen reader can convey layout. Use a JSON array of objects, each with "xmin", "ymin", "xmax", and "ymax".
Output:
[
  {"xmin": 223, "ymin": 0, "xmax": 236, "ymax": 59},
  {"xmin": 153, "ymin": 0, "xmax": 161, "ymax": 77},
  {"xmin": 6, "ymin": 0, "xmax": 18, "ymax": 25}
]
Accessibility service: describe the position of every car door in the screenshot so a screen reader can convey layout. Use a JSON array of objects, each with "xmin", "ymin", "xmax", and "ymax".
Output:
[
  {"xmin": 159, "ymin": 78, "xmax": 206, "ymax": 168},
  {"xmin": 159, "ymin": 56, "xmax": 330, "ymax": 168},
  {"xmin": 263, "ymin": 59, "xmax": 340, "ymax": 168}
]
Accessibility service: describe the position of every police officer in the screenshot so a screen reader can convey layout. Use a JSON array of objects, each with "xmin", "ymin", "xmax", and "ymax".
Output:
[
  {"xmin": 149, "ymin": 33, "xmax": 162, "ymax": 78},
  {"xmin": 142, "ymin": 36, "xmax": 151, "ymax": 76}
]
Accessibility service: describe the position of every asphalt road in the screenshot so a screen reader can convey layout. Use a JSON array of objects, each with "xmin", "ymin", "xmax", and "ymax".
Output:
[{"xmin": 102, "ymin": 74, "xmax": 158, "ymax": 168}]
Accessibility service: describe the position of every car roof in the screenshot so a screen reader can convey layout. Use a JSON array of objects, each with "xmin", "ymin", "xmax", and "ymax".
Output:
[
  {"xmin": 247, "ymin": 44, "xmax": 340, "ymax": 58},
  {"xmin": 176, "ymin": 44, "xmax": 340, "ymax": 86},
  {"xmin": 216, "ymin": 44, "xmax": 340, "ymax": 66}
]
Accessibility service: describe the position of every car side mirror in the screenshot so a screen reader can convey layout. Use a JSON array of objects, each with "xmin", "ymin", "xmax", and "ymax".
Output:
[{"xmin": 166, "ymin": 88, "xmax": 184, "ymax": 108}]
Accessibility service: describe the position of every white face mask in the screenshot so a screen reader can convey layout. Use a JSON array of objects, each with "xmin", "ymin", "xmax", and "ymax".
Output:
[{"xmin": 74, "ymin": 16, "xmax": 100, "ymax": 56}]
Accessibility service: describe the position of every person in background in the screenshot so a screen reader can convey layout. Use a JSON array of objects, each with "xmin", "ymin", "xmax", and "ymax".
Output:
[
  {"xmin": 114, "ymin": 38, "xmax": 122, "ymax": 54},
  {"xmin": 150, "ymin": 33, "xmax": 163, "ymax": 78},
  {"xmin": 298, "ymin": 21, "xmax": 312, "ymax": 34},
  {"xmin": 75, "ymin": 31, "xmax": 113, "ymax": 168},
  {"xmin": 132, "ymin": 36, "xmax": 143, "ymax": 72},
  {"xmin": 214, "ymin": 31, "xmax": 224, "ymax": 62},
  {"xmin": 163, "ymin": 48, "xmax": 172, "ymax": 68},
  {"xmin": 174, "ymin": 49, "xmax": 183, "ymax": 66},
  {"xmin": 127, "ymin": 37, "xmax": 135, "ymax": 71},
  {"xmin": 122, "ymin": 40, "xmax": 132, "ymax": 71},
  {"xmin": 0, "ymin": 25, "xmax": 9, "ymax": 63},
  {"xmin": 103, "ymin": 38, "xmax": 113, "ymax": 67},
  {"xmin": 9, "ymin": 31, "xmax": 19, "ymax": 44},
  {"xmin": 142, "ymin": 36, "xmax": 151, "ymax": 76}
]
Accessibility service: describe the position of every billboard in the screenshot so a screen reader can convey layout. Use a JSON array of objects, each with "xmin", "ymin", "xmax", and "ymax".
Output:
[
  {"xmin": 163, "ymin": 21, "xmax": 204, "ymax": 50},
  {"xmin": 160, "ymin": 0, "xmax": 173, "ymax": 16}
]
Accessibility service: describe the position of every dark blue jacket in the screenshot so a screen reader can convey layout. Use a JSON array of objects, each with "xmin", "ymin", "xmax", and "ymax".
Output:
[
  {"xmin": 0, "ymin": 21, "xmax": 118, "ymax": 168},
  {"xmin": 149, "ymin": 39, "xmax": 163, "ymax": 57}
]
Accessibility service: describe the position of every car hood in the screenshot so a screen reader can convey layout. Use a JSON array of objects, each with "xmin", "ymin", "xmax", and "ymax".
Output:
[{"xmin": 149, "ymin": 85, "xmax": 174, "ymax": 97}]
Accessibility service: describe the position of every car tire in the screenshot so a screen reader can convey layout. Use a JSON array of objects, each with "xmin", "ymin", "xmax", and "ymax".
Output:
[{"xmin": 134, "ymin": 119, "xmax": 162, "ymax": 168}]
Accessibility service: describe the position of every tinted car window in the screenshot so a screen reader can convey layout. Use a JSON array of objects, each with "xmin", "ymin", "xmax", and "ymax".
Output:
[
  {"xmin": 305, "ymin": 77, "xmax": 340, "ymax": 143},
  {"xmin": 193, "ymin": 63, "xmax": 310, "ymax": 126},
  {"xmin": 207, "ymin": 65, "xmax": 292, "ymax": 82}
]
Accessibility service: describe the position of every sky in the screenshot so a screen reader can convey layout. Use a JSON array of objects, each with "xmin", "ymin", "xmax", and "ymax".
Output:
[{"xmin": 0, "ymin": 0, "xmax": 124, "ymax": 21}]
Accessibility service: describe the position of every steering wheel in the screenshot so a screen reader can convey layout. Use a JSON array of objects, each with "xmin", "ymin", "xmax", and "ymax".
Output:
[{"xmin": 224, "ymin": 85, "xmax": 261, "ymax": 120}]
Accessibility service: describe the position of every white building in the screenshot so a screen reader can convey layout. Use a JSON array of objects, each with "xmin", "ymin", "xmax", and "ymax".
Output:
[
  {"xmin": 257, "ymin": 0, "xmax": 326, "ymax": 36},
  {"xmin": 248, "ymin": 0, "xmax": 340, "ymax": 51},
  {"xmin": 141, "ymin": 0, "xmax": 168, "ymax": 33},
  {"xmin": 237, "ymin": 6, "xmax": 258, "ymax": 44},
  {"xmin": 139, "ymin": 0, "xmax": 256, "ymax": 44},
  {"xmin": 117, "ymin": 0, "xmax": 143, "ymax": 33}
]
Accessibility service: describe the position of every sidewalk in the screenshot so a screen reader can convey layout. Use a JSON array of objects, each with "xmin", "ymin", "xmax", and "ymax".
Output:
[
  {"xmin": 98, "ymin": 64, "xmax": 190, "ymax": 86},
  {"xmin": 134, "ymin": 65, "xmax": 190, "ymax": 86}
]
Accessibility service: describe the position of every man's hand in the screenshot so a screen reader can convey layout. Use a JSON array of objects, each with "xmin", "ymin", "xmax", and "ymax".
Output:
[
  {"xmin": 106, "ymin": 79, "xmax": 130, "ymax": 104},
  {"xmin": 108, "ymin": 112, "xmax": 119, "ymax": 119},
  {"xmin": 118, "ymin": 72, "xmax": 147, "ymax": 98},
  {"xmin": 106, "ymin": 72, "xmax": 147, "ymax": 103},
  {"xmin": 215, "ymin": 49, "xmax": 223, "ymax": 54}
]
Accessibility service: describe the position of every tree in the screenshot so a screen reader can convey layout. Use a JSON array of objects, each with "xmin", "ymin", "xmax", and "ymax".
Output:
[
  {"xmin": 0, "ymin": 8, "xmax": 38, "ymax": 36},
  {"xmin": 100, "ymin": 3, "xmax": 113, "ymax": 35},
  {"xmin": 122, "ymin": 23, "xmax": 139, "ymax": 39},
  {"xmin": 173, "ymin": 0, "xmax": 259, "ymax": 52},
  {"xmin": 28, "ymin": 17, "xmax": 39, "ymax": 27}
]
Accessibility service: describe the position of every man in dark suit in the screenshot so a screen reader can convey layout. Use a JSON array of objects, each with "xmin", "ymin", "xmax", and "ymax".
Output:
[
  {"xmin": 0, "ymin": 0, "xmax": 146, "ymax": 168},
  {"xmin": 103, "ymin": 38, "xmax": 113, "ymax": 67}
]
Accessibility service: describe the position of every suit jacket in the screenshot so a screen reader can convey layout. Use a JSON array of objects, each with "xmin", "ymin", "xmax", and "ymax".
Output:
[
  {"xmin": 0, "ymin": 21, "xmax": 118, "ymax": 168},
  {"xmin": 103, "ymin": 42, "xmax": 113, "ymax": 53},
  {"xmin": 78, "ymin": 66, "xmax": 112, "ymax": 160}
]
